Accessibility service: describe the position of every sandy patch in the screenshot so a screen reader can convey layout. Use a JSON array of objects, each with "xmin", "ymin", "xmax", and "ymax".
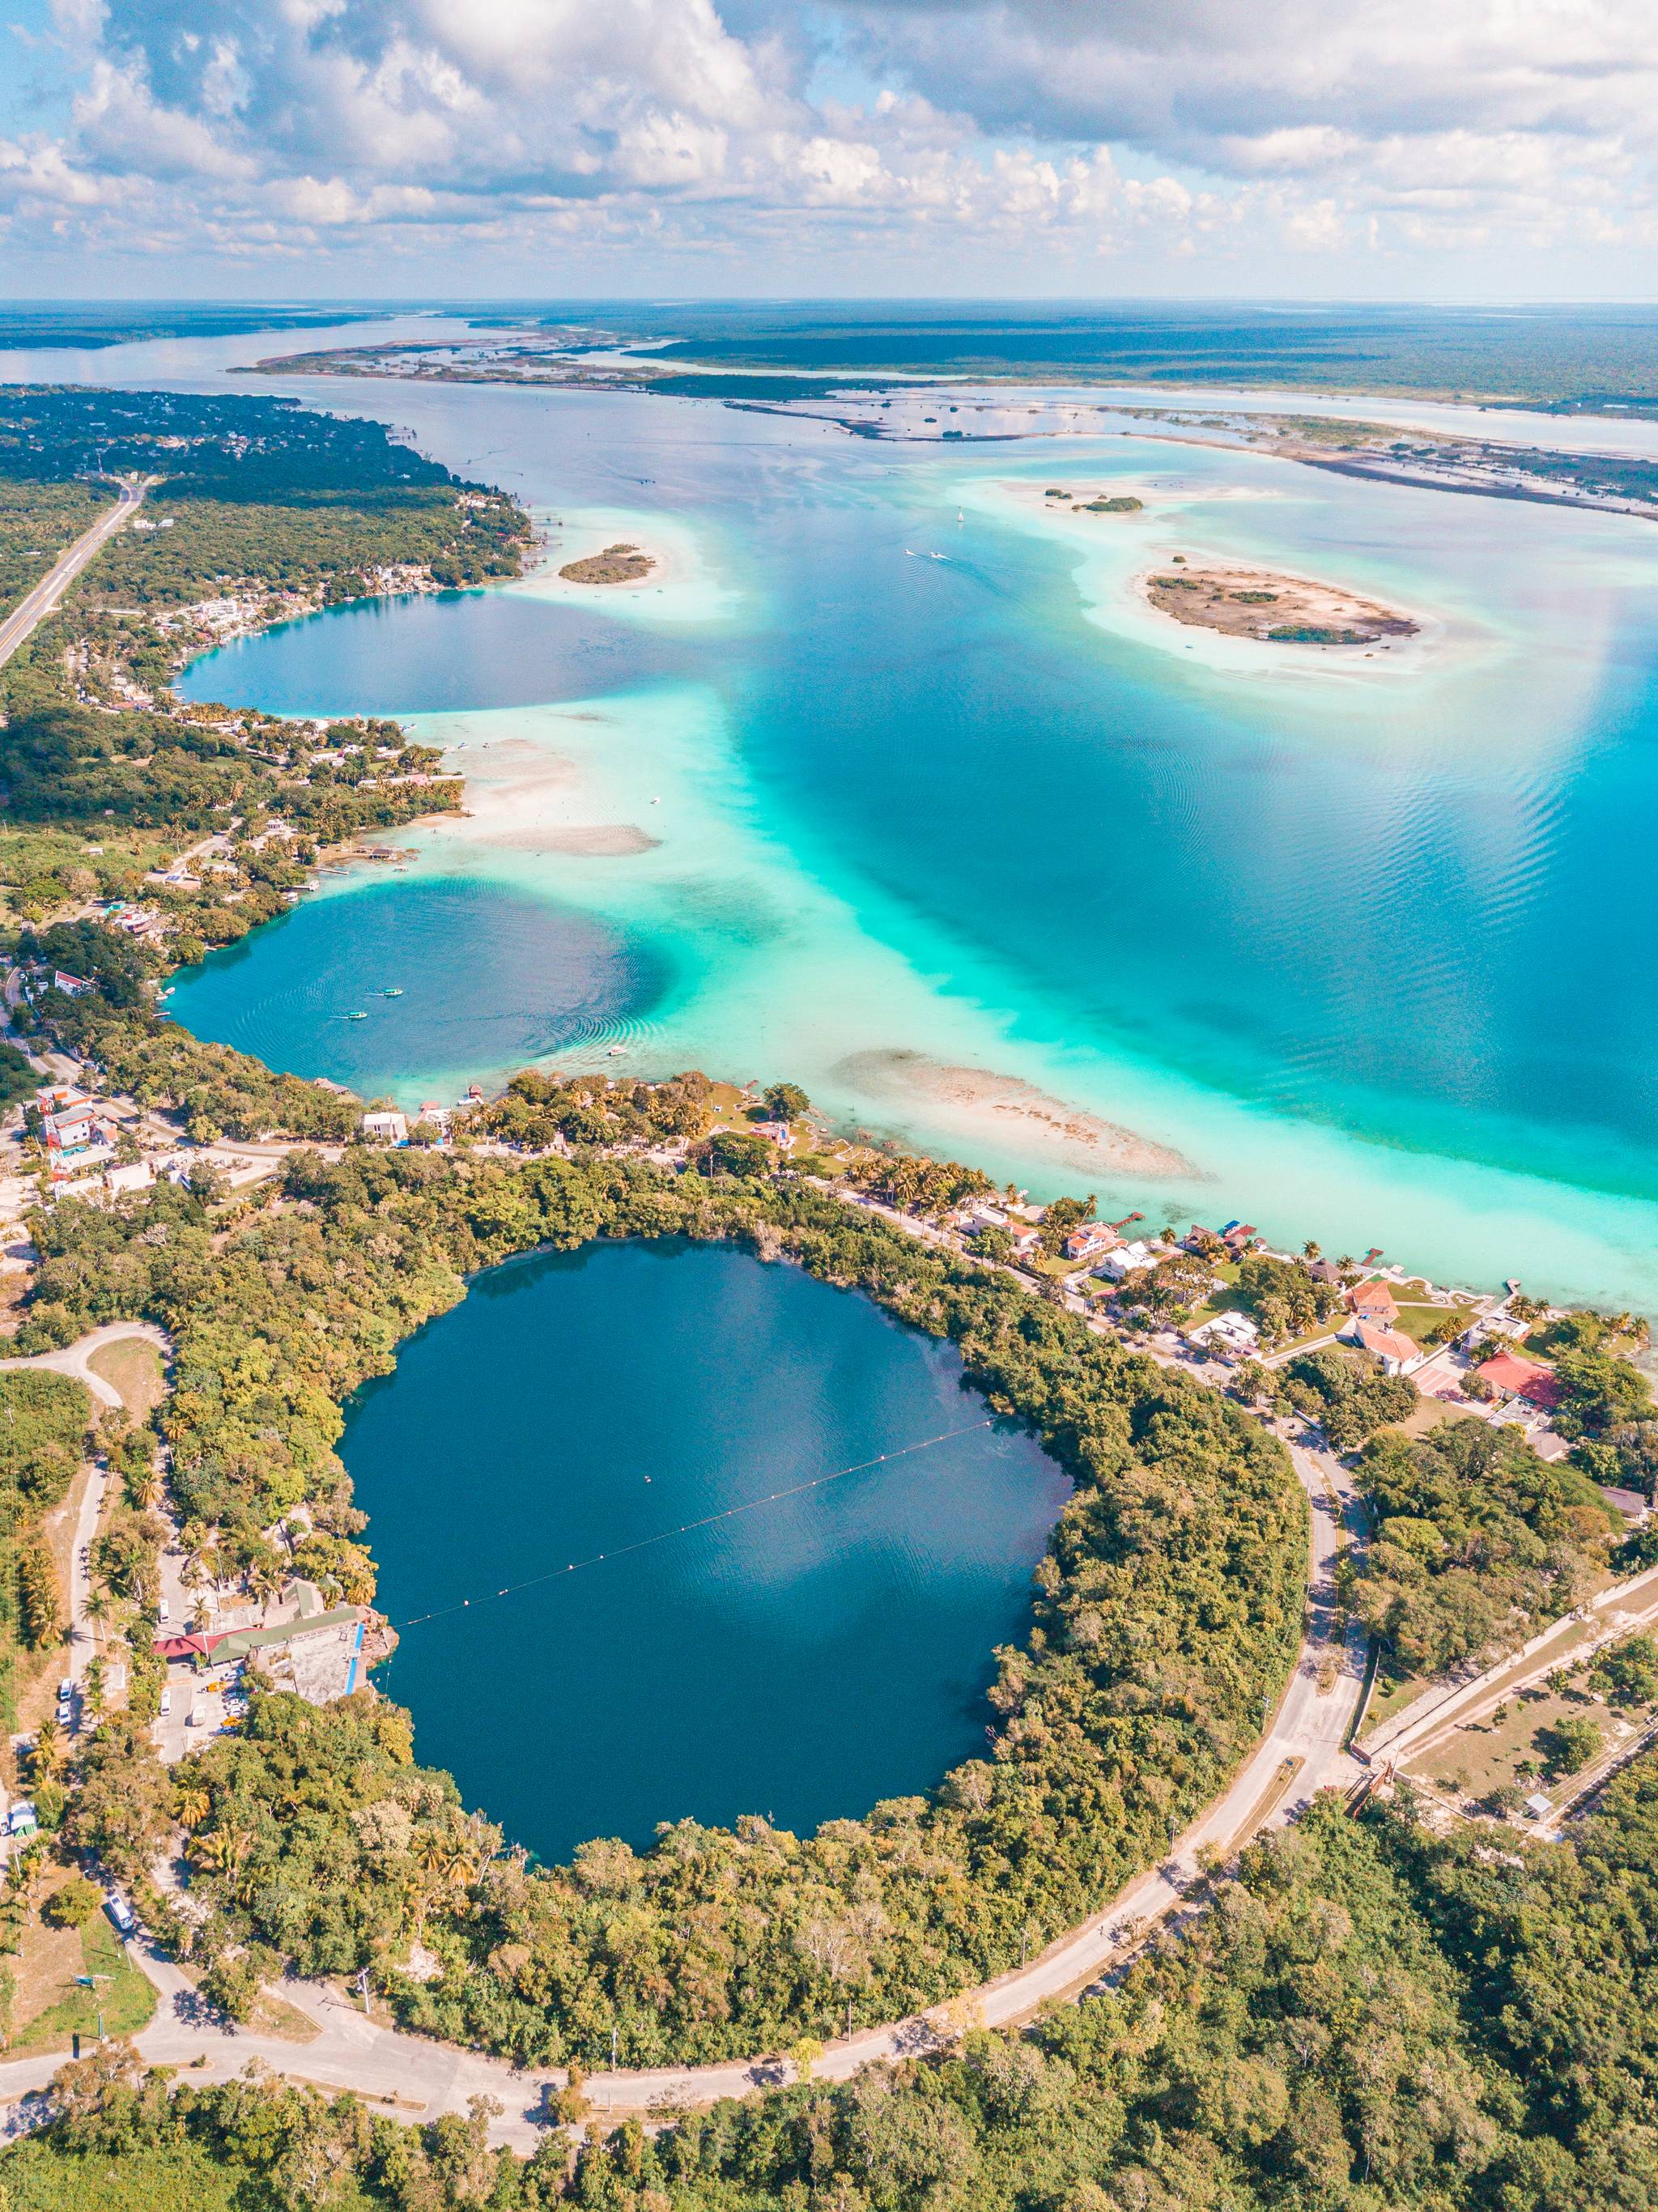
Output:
[
  {"xmin": 1141, "ymin": 563, "xmax": 1418, "ymax": 646},
  {"xmin": 837, "ymin": 1049, "xmax": 1200, "ymax": 1180},
  {"xmin": 478, "ymin": 822, "xmax": 660, "ymax": 857}
]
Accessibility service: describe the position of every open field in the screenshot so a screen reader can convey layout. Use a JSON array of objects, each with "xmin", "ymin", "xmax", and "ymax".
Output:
[{"xmin": 87, "ymin": 1337, "xmax": 166, "ymax": 1417}]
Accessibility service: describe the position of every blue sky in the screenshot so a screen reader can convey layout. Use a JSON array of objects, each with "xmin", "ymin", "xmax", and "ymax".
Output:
[{"xmin": 3, "ymin": 0, "xmax": 1656, "ymax": 299}]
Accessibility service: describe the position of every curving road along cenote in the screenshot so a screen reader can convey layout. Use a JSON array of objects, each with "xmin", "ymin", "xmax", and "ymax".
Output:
[{"xmin": 0, "ymin": 1393, "xmax": 1370, "ymax": 2153}]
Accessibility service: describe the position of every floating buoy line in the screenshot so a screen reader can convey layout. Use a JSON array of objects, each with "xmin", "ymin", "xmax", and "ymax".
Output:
[{"xmin": 396, "ymin": 1418, "xmax": 996, "ymax": 1630}]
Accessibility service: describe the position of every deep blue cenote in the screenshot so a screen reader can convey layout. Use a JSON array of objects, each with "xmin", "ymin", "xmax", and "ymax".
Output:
[{"xmin": 340, "ymin": 1240, "xmax": 1069, "ymax": 1863}]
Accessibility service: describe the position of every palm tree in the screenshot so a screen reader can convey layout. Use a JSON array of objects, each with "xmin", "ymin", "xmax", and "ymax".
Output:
[
  {"xmin": 176, "ymin": 1785, "xmax": 211, "ymax": 1832},
  {"xmin": 247, "ymin": 1557, "xmax": 286, "ymax": 1624},
  {"xmin": 131, "ymin": 1466, "xmax": 164, "ymax": 1513},
  {"xmin": 31, "ymin": 1717, "xmax": 62, "ymax": 1781},
  {"xmin": 1303, "ymin": 1240, "xmax": 1323, "ymax": 1261},
  {"xmin": 83, "ymin": 1586, "xmax": 112, "ymax": 1644}
]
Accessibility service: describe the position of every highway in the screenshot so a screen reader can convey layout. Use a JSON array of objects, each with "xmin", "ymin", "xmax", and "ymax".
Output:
[{"xmin": 0, "ymin": 479, "xmax": 147, "ymax": 668}]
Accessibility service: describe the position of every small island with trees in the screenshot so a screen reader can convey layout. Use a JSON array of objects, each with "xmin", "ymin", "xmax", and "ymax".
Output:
[
  {"xmin": 555, "ymin": 542, "xmax": 655, "ymax": 585},
  {"xmin": 1143, "ymin": 560, "xmax": 1420, "ymax": 646}
]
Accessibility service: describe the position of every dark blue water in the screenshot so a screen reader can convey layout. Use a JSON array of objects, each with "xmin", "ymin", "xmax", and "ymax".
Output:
[
  {"xmin": 165, "ymin": 874, "xmax": 668, "ymax": 1100},
  {"xmin": 177, "ymin": 583, "xmax": 693, "ymax": 717},
  {"xmin": 343, "ymin": 1240, "xmax": 1068, "ymax": 1861}
]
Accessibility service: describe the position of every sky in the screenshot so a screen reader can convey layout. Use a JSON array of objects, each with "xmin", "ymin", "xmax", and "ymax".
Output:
[{"xmin": 2, "ymin": 0, "xmax": 1656, "ymax": 300}]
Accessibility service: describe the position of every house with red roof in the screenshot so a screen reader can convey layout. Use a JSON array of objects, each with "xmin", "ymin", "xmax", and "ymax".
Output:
[
  {"xmin": 1064, "ymin": 1223, "xmax": 1120, "ymax": 1262},
  {"xmin": 1349, "ymin": 1319, "xmax": 1424, "ymax": 1377},
  {"xmin": 1345, "ymin": 1278, "xmax": 1400, "ymax": 1326},
  {"xmin": 1477, "ymin": 1351, "xmax": 1563, "ymax": 1410}
]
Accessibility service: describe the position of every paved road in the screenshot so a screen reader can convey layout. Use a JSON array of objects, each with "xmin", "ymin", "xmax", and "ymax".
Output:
[
  {"xmin": 0, "ymin": 480, "xmax": 147, "ymax": 667},
  {"xmin": 0, "ymin": 1384, "xmax": 1368, "ymax": 2147},
  {"xmin": 0, "ymin": 1320, "xmax": 171, "ymax": 1414}
]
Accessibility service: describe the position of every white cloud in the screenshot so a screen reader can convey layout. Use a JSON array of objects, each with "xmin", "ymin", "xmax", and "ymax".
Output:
[{"xmin": 0, "ymin": 0, "xmax": 1652, "ymax": 280}]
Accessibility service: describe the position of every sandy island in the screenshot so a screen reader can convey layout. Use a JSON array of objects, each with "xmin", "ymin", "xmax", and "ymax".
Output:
[
  {"xmin": 557, "ymin": 541, "xmax": 657, "ymax": 586},
  {"xmin": 1142, "ymin": 563, "xmax": 1418, "ymax": 648},
  {"xmin": 837, "ymin": 1049, "xmax": 1199, "ymax": 1180}
]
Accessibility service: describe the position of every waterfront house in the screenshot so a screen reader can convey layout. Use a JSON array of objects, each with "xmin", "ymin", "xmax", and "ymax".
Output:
[
  {"xmin": 1347, "ymin": 1318, "xmax": 1424, "ymax": 1376},
  {"xmin": 959, "ymin": 1202, "xmax": 1012, "ymax": 1237},
  {"xmin": 753, "ymin": 1120, "xmax": 795, "ymax": 1151},
  {"xmin": 1219, "ymin": 1219, "xmax": 1258, "ymax": 1254},
  {"xmin": 1064, "ymin": 1223, "xmax": 1120, "ymax": 1261},
  {"xmin": 1098, "ymin": 1238, "xmax": 1158, "ymax": 1282},
  {"xmin": 360, "ymin": 1110, "xmax": 409, "ymax": 1144},
  {"xmin": 1345, "ymin": 1278, "xmax": 1401, "ymax": 1326}
]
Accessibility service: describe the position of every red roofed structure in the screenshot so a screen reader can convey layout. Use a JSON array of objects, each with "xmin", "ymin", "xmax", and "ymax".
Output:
[
  {"xmin": 1478, "ymin": 1351, "xmax": 1563, "ymax": 1409},
  {"xmin": 1352, "ymin": 1320, "xmax": 1422, "ymax": 1376},
  {"xmin": 1346, "ymin": 1278, "xmax": 1401, "ymax": 1324}
]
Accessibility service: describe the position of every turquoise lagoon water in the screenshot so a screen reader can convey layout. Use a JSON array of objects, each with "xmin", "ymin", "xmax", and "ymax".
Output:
[
  {"xmin": 164, "ymin": 370, "xmax": 1658, "ymax": 1309},
  {"xmin": 341, "ymin": 1239, "xmax": 1069, "ymax": 1861}
]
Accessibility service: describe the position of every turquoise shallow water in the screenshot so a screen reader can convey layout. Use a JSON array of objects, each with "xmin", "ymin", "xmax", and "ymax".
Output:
[
  {"xmin": 165, "ymin": 369, "xmax": 1658, "ymax": 1308},
  {"xmin": 342, "ymin": 1240, "xmax": 1069, "ymax": 1861}
]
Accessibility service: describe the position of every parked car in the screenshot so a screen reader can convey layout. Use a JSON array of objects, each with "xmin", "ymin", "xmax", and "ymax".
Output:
[
  {"xmin": 158, "ymin": 1687, "xmax": 172, "ymax": 1717},
  {"xmin": 157, "ymin": 1597, "xmax": 170, "ymax": 1623},
  {"xmin": 105, "ymin": 1891, "xmax": 137, "ymax": 1937},
  {"xmin": 7, "ymin": 1802, "xmax": 36, "ymax": 1835}
]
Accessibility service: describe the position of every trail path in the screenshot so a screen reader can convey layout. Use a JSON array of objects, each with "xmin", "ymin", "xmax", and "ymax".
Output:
[{"xmin": 0, "ymin": 481, "xmax": 148, "ymax": 667}]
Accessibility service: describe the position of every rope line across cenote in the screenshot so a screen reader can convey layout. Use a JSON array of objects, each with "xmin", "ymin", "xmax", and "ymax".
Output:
[{"xmin": 395, "ymin": 1418, "xmax": 996, "ymax": 1630}]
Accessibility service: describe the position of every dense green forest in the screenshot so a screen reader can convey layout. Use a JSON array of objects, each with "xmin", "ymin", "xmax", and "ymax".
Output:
[
  {"xmin": 10, "ymin": 1758, "xmax": 1658, "ymax": 2209},
  {"xmin": 0, "ymin": 1368, "xmax": 95, "ymax": 1726},
  {"xmin": 1350, "ymin": 1420, "xmax": 1620, "ymax": 1678}
]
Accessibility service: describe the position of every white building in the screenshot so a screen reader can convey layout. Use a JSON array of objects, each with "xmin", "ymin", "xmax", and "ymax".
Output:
[
  {"xmin": 1097, "ymin": 1239, "xmax": 1158, "ymax": 1282},
  {"xmin": 104, "ymin": 1160, "xmax": 155, "ymax": 1197},
  {"xmin": 360, "ymin": 1110, "xmax": 409, "ymax": 1144},
  {"xmin": 1191, "ymin": 1310, "xmax": 1261, "ymax": 1357}
]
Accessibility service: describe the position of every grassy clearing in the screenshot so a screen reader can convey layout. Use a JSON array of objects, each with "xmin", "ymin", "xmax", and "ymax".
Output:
[
  {"xmin": 11, "ymin": 1909, "xmax": 155, "ymax": 2053},
  {"xmin": 86, "ymin": 1338, "xmax": 166, "ymax": 1418},
  {"xmin": 1410, "ymin": 1678, "xmax": 1658, "ymax": 1806},
  {"xmin": 1392, "ymin": 1301, "xmax": 1477, "ymax": 1348}
]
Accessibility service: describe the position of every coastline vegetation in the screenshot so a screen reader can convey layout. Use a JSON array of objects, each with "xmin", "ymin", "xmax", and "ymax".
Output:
[
  {"xmin": 12, "ymin": 1757, "xmax": 1658, "ymax": 2208},
  {"xmin": 0, "ymin": 387, "xmax": 529, "ymax": 938},
  {"xmin": 36, "ymin": 1134, "xmax": 1304, "ymax": 2065}
]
